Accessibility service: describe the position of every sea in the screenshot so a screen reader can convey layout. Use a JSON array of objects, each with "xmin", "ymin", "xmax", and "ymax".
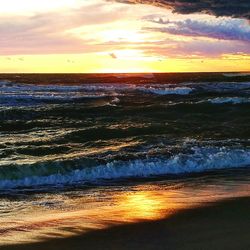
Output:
[{"xmin": 0, "ymin": 72, "xmax": 249, "ymax": 244}]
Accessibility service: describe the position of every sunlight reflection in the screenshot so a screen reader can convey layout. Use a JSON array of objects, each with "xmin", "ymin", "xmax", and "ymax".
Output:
[
  {"xmin": 0, "ymin": 182, "xmax": 249, "ymax": 245},
  {"xmin": 117, "ymin": 191, "xmax": 165, "ymax": 220}
]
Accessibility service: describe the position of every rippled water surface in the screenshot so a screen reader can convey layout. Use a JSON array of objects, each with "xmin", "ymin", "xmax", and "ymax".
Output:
[{"xmin": 0, "ymin": 75, "xmax": 250, "ymax": 189}]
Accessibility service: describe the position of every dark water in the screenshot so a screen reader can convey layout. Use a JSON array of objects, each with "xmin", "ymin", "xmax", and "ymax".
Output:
[{"xmin": 0, "ymin": 73, "xmax": 250, "ymax": 190}]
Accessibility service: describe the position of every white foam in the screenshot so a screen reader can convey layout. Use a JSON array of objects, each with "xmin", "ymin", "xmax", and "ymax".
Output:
[
  {"xmin": 2, "ymin": 81, "xmax": 250, "ymax": 107},
  {"xmin": 109, "ymin": 97, "xmax": 120, "ymax": 105},
  {"xmin": 0, "ymin": 147, "xmax": 249, "ymax": 189},
  {"xmin": 0, "ymin": 82, "xmax": 124, "ymax": 106},
  {"xmin": 141, "ymin": 87, "xmax": 193, "ymax": 95},
  {"xmin": 207, "ymin": 97, "xmax": 250, "ymax": 104},
  {"xmin": 0, "ymin": 82, "xmax": 195, "ymax": 107}
]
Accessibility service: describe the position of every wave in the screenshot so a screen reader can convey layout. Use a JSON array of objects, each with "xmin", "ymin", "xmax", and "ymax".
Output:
[
  {"xmin": 205, "ymin": 97, "xmax": 250, "ymax": 104},
  {"xmin": 109, "ymin": 97, "xmax": 121, "ymax": 106},
  {"xmin": 197, "ymin": 82, "xmax": 250, "ymax": 93},
  {"xmin": 1, "ymin": 81, "xmax": 250, "ymax": 108},
  {"xmin": 140, "ymin": 87, "xmax": 193, "ymax": 95},
  {"xmin": 223, "ymin": 73, "xmax": 250, "ymax": 77},
  {"xmin": 0, "ymin": 147, "xmax": 249, "ymax": 189},
  {"xmin": 0, "ymin": 82, "xmax": 194, "ymax": 107}
]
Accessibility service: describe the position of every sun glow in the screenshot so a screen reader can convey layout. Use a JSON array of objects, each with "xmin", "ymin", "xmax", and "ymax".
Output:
[
  {"xmin": 119, "ymin": 192, "xmax": 164, "ymax": 220},
  {"xmin": 0, "ymin": 0, "xmax": 249, "ymax": 73},
  {"xmin": 101, "ymin": 29, "xmax": 146, "ymax": 43}
]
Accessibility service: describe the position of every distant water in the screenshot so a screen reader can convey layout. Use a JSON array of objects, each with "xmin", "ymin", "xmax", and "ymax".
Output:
[{"xmin": 0, "ymin": 73, "xmax": 250, "ymax": 190}]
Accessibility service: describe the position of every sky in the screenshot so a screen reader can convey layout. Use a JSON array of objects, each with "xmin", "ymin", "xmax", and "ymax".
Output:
[{"xmin": 0, "ymin": 0, "xmax": 250, "ymax": 73}]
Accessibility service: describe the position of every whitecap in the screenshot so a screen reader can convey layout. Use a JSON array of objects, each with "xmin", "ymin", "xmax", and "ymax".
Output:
[
  {"xmin": 140, "ymin": 87, "xmax": 193, "ymax": 95},
  {"xmin": 0, "ymin": 147, "xmax": 249, "ymax": 189},
  {"xmin": 207, "ymin": 97, "xmax": 250, "ymax": 104}
]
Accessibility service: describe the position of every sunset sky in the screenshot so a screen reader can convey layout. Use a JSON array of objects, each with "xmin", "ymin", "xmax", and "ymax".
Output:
[{"xmin": 0, "ymin": 0, "xmax": 250, "ymax": 73}]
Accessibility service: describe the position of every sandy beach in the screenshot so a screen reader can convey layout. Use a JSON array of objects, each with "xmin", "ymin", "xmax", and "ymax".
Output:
[{"xmin": 2, "ymin": 197, "xmax": 249, "ymax": 250}]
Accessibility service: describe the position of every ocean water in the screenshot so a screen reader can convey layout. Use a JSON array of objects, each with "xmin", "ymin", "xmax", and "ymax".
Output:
[{"xmin": 0, "ymin": 73, "xmax": 250, "ymax": 244}]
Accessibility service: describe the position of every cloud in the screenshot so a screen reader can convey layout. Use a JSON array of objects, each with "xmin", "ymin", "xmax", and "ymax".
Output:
[
  {"xmin": 115, "ymin": 0, "xmax": 250, "ymax": 20},
  {"xmin": 1, "ymin": 0, "xmax": 250, "ymax": 60},
  {"xmin": 137, "ymin": 37, "xmax": 250, "ymax": 59},
  {"xmin": 145, "ymin": 18, "xmax": 250, "ymax": 42},
  {"xmin": 0, "ymin": 1, "xmax": 132, "ymax": 55}
]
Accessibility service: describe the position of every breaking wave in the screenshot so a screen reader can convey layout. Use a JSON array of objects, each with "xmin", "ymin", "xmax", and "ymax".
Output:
[
  {"xmin": 205, "ymin": 97, "xmax": 250, "ymax": 104},
  {"xmin": 1, "ymin": 80, "xmax": 250, "ymax": 107},
  {"xmin": 140, "ymin": 87, "xmax": 193, "ymax": 95},
  {"xmin": 0, "ymin": 147, "xmax": 249, "ymax": 189},
  {"xmin": 1, "ymin": 78, "xmax": 250, "ymax": 191}
]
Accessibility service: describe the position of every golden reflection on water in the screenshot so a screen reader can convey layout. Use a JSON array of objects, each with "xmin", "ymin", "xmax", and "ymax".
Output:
[
  {"xmin": 0, "ymin": 139, "xmax": 140, "ymax": 166},
  {"xmin": 122, "ymin": 192, "xmax": 163, "ymax": 219},
  {"xmin": 0, "ymin": 186, "xmax": 183, "ymax": 245},
  {"xmin": 115, "ymin": 191, "xmax": 175, "ymax": 221},
  {"xmin": 0, "ymin": 182, "xmax": 249, "ymax": 245}
]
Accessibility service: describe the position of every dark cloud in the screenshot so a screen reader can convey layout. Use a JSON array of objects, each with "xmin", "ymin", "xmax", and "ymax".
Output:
[
  {"xmin": 115, "ymin": 0, "xmax": 250, "ymax": 20},
  {"xmin": 145, "ymin": 18, "xmax": 250, "ymax": 42}
]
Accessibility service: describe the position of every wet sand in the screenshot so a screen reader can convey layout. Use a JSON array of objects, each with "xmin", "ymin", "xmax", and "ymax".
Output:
[{"xmin": 2, "ymin": 197, "xmax": 250, "ymax": 250}]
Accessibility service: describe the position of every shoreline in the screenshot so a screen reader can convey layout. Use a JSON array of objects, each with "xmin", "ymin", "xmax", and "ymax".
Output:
[{"xmin": 2, "ymin": 196, "xmax": 250, "ymax": 250}]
